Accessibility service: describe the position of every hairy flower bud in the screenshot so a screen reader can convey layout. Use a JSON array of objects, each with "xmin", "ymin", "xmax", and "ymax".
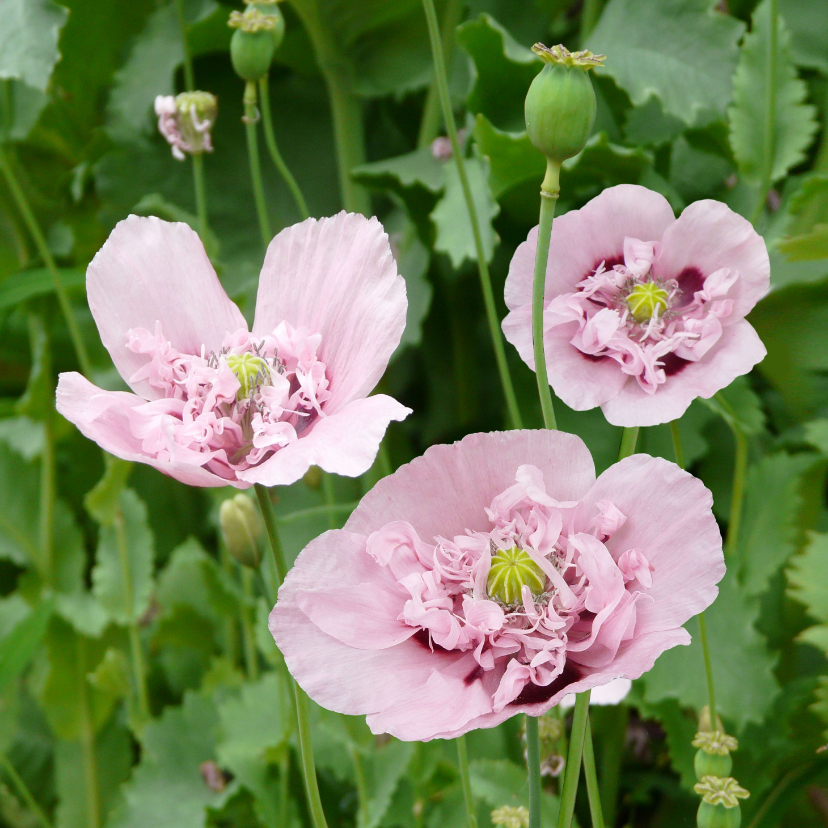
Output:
[
  {"xmin": 229, "ymin": 7, "xmax": 277, "ymax": 81},
  {"xmin": 525, "ymin": 44, "xmax": 604, "ymax": 174},
  {"xmin": 155, "ymin": 91, "xmax": 217, "ymax": 161},
  {"xmin": 220, "ymin": 494, "xmax": 265, "ymax": 568}
]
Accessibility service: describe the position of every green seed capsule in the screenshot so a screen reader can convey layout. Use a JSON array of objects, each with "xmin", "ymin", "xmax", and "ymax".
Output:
[
  {"xmin": 228, "ymin": 7, "xmax": 277, "ymax": 81},
  {"xmin": 250, "ymin": 1, "xmax": 286, "ymax": 52},
  {"xmin": 697, "ymin": 801, "xmax": 741, "ymax": 828},
  {"xmin": 487, "ymin": 547, "xmax": 546, "ymax": 605},
  {"xmin": 694, "ymin": 747, "xmax": 733, "ymax": 780}
]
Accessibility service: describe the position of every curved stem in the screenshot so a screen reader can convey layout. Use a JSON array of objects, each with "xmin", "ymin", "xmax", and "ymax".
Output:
[
  {"xmin": 726, "ymin": 428, "xmax": 748, "ymax": 559},
  {"xmin": 0, "ymin": 145, "xmax": 92, "ymax": 375},
  {"xmin": 525, "ymin": 716, "xmax": 542, "ymax": 828},
  {"xmin": 243, "ymin": 82, "xmax": 272, "ymax": 250},
  {"xmin": 421, "ymin": 0, "xmax": 523, "ymax": 429},
  {"xmin": 254, "ymin": 483, "xmax": 329, "ymax": 828},
  {"xmin": 556, "ymin": 690, "xmax": 591, "ymax": 828},
  {"xmin": 532, "ymin": 162, "xmax": 561, "ymax": 430},
  {"xmin": 417, "ymin": 0, "xmax": 465, "ymax": 147},
  {"xmin": 618, "ymin": 426, "xmax": 639, "ymax": 460},
  {"xmin": 697, "ymin": 611, "xmax": 717, "ymax": 729},
  {"xmin": 457, "ymin": 735, "xmax": 478, "ymax": 828},
  {"xmin": 582, "ymin": 717, "xmax": 605, "ymax": 828},
  {"xmin": 174, "ymin": 0, "xmax": 195, "ymax": 90},
  {"xmin": 259, "ymin": 76, "xmax": 310, "ymax": 220},
  {"xmin": 191, "ymin": 153, "xmax": 209, "ymax": 241},
  {"xmin": 0, "ymin": 753, "xmax": 53, "ymax": 828}
]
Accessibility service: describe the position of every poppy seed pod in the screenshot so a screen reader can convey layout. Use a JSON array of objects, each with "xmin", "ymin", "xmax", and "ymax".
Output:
[
  {"xmin": 229, "ymin": 7, "xmax": 277, "ymax": 81},
  {"xmin": 248, "ymin": 0, "xmax": 286, "ymax": 52},
  {"xmin": 692, "ymin": 731, "xmax": 738, "ymax": 780},
  {"xmin": 696, "ymin": 801, "xmax": 742, "ymax": 828},
  {"xmin": 220, "ymin": 494, "xmax": 265, "ymax": 569},
  {"xmin": 525, "ymin": 44, "xmax": 604, "ymax": 169}
]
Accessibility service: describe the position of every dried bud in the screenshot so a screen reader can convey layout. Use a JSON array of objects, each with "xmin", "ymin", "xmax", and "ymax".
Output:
[
  {"xmin": 229, "ymin": 7, "xmax": 277, "ymax": 81},
  {"xmin": 524, "ymin": 44, "xmax": 605, "ymax": 184},
  {"xmin": 491, "ymin": 805, "xmax": 530, "ymax": 828},
  {"xmin": 220, "ymin": 494, "xmax": 265, "ymax": 568},
  {"xmin": 155, "ymin": 91, "xmax": 217, "ymax": 161}
]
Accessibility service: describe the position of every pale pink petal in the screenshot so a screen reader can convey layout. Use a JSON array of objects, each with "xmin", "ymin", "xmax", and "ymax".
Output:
[
  {"xmin": 87, "ymin": 216, "xmax": 246, "ymax": 399},
  {"xmin": 239, "ymin": 395, "xmax": 410, "ymax": 486},
  {"xmin": 252, "ymin": 213, "xmax": 407, "ymax": 414},
  {"xmin": 656, "ymin": 200, "xmax": 770, "ymax": 320},
  {"xmin": 600, "ymin": 320, "xmax": 766, "ymax": 427},
  {"xmin": 580, "ymin": 455, "xmax": 724, "ymax": 636},
  {"xmin": 56, "ymin": 372, "xmax": 242, "ymax": 489},
  {"xmin": 345, "ymin": 430, "xmax": 596, "ymax": 542},
  {"xmin": 504, "ymin": 185, "xmax": 676, "ymax": 312}
]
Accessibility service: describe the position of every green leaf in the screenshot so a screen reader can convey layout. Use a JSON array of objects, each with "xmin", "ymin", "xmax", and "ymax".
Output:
[
  {"xmin": 470, "ymin": 758, "xmax": 561, "ymax": 825},
  {"xmin": 0, "ymin": 599, "xmax": 52, "ymax": 692},
  {"xmin": 473, "ymin": 115, "xmax": 544, "ymax": 199},
  {"xmin": 588, "ymin": 0, "xmax": 744, "ymax": 125},
  {"xmin": 0, "ymin": 80, "xmax": 48, "ymax": 143},
  {"xmin": 804, "ymin": 420, "xmax": 828, "ymax": 454},
  {"xmin": 109, "ymin": 690, "xmax": 226, "ymax": 828},
  {"xmin": 778, "ymin": 0, "xmax": 828, "ymax": 72},
  {"xmin": 456, "ymin": 14, "xmax": 539, "ymax": 132},
  {"xmin": 642, "ymin": 399, "xmax": 716, "ymax": 468},
  {"xmin": 0, "ymin": 0, "xmax": 69, "ymax": 91},
  {"xmin": 642, "ymin": 570, "xmax": 780, "ymax": 732},
  {"xmin": 431, "ymin": 154, "xmax": 499, "ymax": 268},
  {"xmin": 15, "ymin": 314, "xmax": 52, "ymax": 423},
  {"xmin": 54, "ymin": 591, "xmax": 110, "ymax": 638},
  {"xmin": 736, "ymin": 452, "xmax": 819, "ymax": 596},
  {"xmin": 777, "ymin": 225, "xmax": 828, "ymax": 262},
  {"xmin": 729, "ymin": 0, "xmax": 818, "ymax": 185},
  {"xmin": 360, "ymin": 740, "xmax": 415, "ymax": 828},
  {"xmin": 702, "ymin": 376, "xmax": 767, "ymax": 436},
  {"xmin": 92, "ymin": 490, "xmax": 154, "ymax": 626},
  {"xmin": 788, "ymin": 532, "xmax": 828, "ymax": 624},
  {"xmin": 84, "ymin": 458, "xmax": 133, "ymax": 527},
  {"xmin": 0, "ymin": 441, "xmax": 40, "ymax": 567},
  {"xmin": 0, "ymin": 417, "xmax": 45, "ymax": 460},
  {"xmin": 0, "ymin": 268, "xmax": 85, "ymax": 312}
]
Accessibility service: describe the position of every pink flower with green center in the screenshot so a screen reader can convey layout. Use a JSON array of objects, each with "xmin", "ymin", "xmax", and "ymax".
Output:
[
  {"xmin": 56, "ymin": 212, "xmax": 410, "ymax": 488},
  {"xmin": 270, "ymin": 430, "xmax": 724, "ymax": 741},
  {"xmin": 502, "ymin": 185, "xmax": 770, "ymax": 427}
]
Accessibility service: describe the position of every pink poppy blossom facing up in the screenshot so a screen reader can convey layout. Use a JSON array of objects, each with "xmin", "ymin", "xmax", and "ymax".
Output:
[
  {"xmin": 57, "ymin": 212, "xmax": 411, "ymax": 488},
  {"xmin": 502, "ymin": 185, "xmax": 769, "ymax": 427},
  {"xmin": 270, "ymin": 430, "xmax": 724, "ymax": 741}
]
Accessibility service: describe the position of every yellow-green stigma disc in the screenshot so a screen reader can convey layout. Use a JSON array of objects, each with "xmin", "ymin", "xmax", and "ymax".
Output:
[
  {"xmin": 226, "ymin": 353, "xmax": 270, "ymax": 399},
  {"xmin": 487, "ymin": 547, "xmax": 546, "ymax": 605},
  {"xmin": 626, "ymin": 282, "xmax": 669, "ymax": 323}
]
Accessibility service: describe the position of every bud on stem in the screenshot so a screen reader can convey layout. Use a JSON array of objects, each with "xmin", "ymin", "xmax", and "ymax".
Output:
[{"xmin": 220, "ymin": 494, "xmax": 265, "ymax": 569}]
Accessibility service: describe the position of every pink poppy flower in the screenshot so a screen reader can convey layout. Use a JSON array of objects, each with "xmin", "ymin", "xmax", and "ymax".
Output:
[
  {"xmin": 57, "ymin": 213, "xmax": 411, "ymax": 488},
  {"xmin": 270, "ymin": 430, "xmax": 723, "ymax": 741},
  {"xmin": 502, "ymin": 185, "xmax": 769, "ymax": 427}
]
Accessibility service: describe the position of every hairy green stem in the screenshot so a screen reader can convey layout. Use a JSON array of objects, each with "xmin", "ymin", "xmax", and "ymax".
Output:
[
  {"xmin": 618, "ymin": 426, "xmax": 639, "ymax": 460},
  {"xmin": 254, "ymin": 483, "xmax": 328, "ymax": 828},
  {"xmin": 0, "ymin": 145, "xmax": 92, "ymax": 375},
  {"xmin": 599, "ymin": 705, "xmax": 628, "ymax": 826},
  {"xmin": 456, "ymin": 735, "xmax": 478, "ymax": 828},
  {"xmin": 525, "ymin": 716, "xmax": 542, "ymax": 828},
  {"xmin": 76, "ymin": 637, "xmax": 100, "ymax": 828},
  {"xmin": 0, "ymin": 752, "xmax": 53, "ymax": 828},
  {"xmin": 749, "ymin": 0, "xmax": 779, "ymax": 226},
  {"xmin": 532, "ymin": 162, "xmax": 561, "ymax": 430},
  {"xmin": 240, "ymin": 568, "xmax": 260, "ymax": 681},
  {"xmin": 697, "ymin": 611, "xmax": 717, "ymax": 729},
  {"xmin": 557, "ymin": 690, "xmax": 591, "ymax": 828},
  {"xmin": 421, "ymin": 0, "xmax": 523, "ymax": 429},
  {"xmin": 259, "ymin": 76, "xmax": 310, "ymax": 220},
  {"xmin": 191, "ymin": 153, "xmax": 209, "ymax": 241},
  {"xmin": 582, "ymin": 717, "xmax": 605, "ymax": 828},
  {"xmin": 417, "ymin": 0, "xmax": 466, "ymax": 147},
  {"xmin": 243, "ymin": 82, "xmax": 272, "ymax": 250},
  {"xmin": 174, "ymin": 0, "xmax": 196, "ymax": 90},
  {"xmin": 726, "ymin": 428, "xmax": 748, "ymax": 559}
]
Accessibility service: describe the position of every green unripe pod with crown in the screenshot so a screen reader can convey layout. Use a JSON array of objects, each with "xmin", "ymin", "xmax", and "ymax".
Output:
[
  {"xmin": 249, "ymin": 0, "xmax": 286, "ymax": 52},
  {"xmin": 525, "ymin": 44, "xmax": 604, "ymax": 169},
  {"xmin": 694, "ymin": 776, "xmax": 749, "ymax": 828},
  {"xmin": 694, "ymin": 748, "xmax": 733, "ymax": 780},
  {"xmin": 697, "ymin": 802, "xmax": 741, "ymax": 828},
  {"xmin": 229, "ymin": 7, "xmax": 277, "ymax": 81}
]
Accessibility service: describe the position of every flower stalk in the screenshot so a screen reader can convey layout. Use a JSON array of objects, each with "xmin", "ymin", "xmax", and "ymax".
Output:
[
  {"xmin": 525, "ymin": 715, "xmax": 542, "ymax": 828},
  {"xmin": 243, "ymin": 81, "xmax": 272, "ymax": 250},
  {"xmin": 556, "ymin": 690, "xmax": 591, "ymax": 828},
  {"xmin": 0, "ymin": 753, "xmax": 53, "ymax": 828},
  {"xmin": 582, "ymin": 717, "xmax": 605, "ymax": 828},
  {"xmin": 457, "ymin": 734, "xmax": 479, "ymax": 828}
]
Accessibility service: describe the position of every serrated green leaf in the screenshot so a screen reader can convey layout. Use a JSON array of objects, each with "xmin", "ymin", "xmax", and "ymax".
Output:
[
  {"xmin": 92, "ymin": 489, "xmax": 154, "ymax": 626},
  {"xmin": 473, "ymin": 116, "xmax": 544, "ymax": 198},
  {"xmin": 811, "ymin": 676, "xmax": 828, "ymax": 736},
  {"xmin": 702, "ymin": 376, "xmax": 767, "ymax": 436},
  {"xmin": 0, "ymin": 80, "xmax": 48, "ymax": 143},
  {"xmin": 561, "ymin": 132, "xmax": 653, "ymax": 200},
  {"xmin": 109, "ymin": 691, "xmax": 226, "ymax": 828},
  {"xmin": 0, "ymin": 441, "xmax": 40, "ymax": 567},
  {"xmin": 84, "ymin": 458, "xmax": 133, "ymax": 527},
  {"xmin": 152, "ymin": 606, "xmax": 219, "ymax": 695},
  {"xmin": 642, "ymin": 570, "xmax": 780, "ymax": 732},
  {"xmin": 0, "ymin": 268, "xmax": 85, "ymax": 312},
  {"xmin": 588, "ymin": 0, "xmax": 744, "ymax": 126},
  {"xmin": 729, "ymin": 0, "xmax": 818, "ymax": 185},
  {"xmin": 54, "ymin": 592, "xmax": 110, "ymax": 638},
  {"xmin": 736, "ymin": 452, "xmax": 818, "ymax": 596},
  {"xmin": 788, "ymin": 532, "xmax": 828, "ymax": 624},
  {"xmin": 360, "ymin": 740, "xmax": 414, "ymax": 828},
  {"xmin": 0, "ymin": 0, "xmax": 69, "ymax": 91},
  {"xmin": 15, "ymin": 315, "xmax": 51, "ymax": 423},
  {"xmin": 456, "ymin": 14, "xmax": 539, "ymax": 132},
  {"xmin": 0, "ymin": 417, "xmax": 44, "ymax": 460},
  {"xmin": 0, "ymin": 599, "xmax": 52, "ymax": 692},
  {"xmin": 470, "ymin": 758, "xmax": 561, "ymax": 824},
  {"xmin": 431, "ymin": 154, "xmax": 499, "ymax": 268},
  {"xmin": 87, "ymin": 648, "xmax": 131, "ymax": 699},
  {"xmin": 804, "ymin": 420, "xmax": 828, "ymax": 454},
  {"xmin": 778, "ymin": 0, "xmax": 828, "ymax": 72}
]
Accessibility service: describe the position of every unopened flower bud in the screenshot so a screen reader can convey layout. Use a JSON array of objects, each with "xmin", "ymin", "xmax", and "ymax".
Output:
[
  {"xmin": 488, "ymin": 547, "xmax": 545, "ymax": 605},
  {"xmin": 692, "ymin": 731, "xmax": 738, "ymax": 780},
  {"xmin": 220, "ymin": 494, "xmax": 265, "ymax": 568},
  {"xmin": 698, "ymin": 706, "xmax": 726, "ymax": 735},
  {"xmin": 525, "ymin": 44, "xmax": 604, "ymax": 190},
  {"xmin": 245, "ymin": 0, "xmax": 286, "ymax": 51},
  {"xmin": 155, "ymin": 91, "xmax": 217, "ymax": 161},
  {"xmin": 229, "ymin": 7, "xmax": 277, "ymax": 81},
  {"xmin": 491, "ymin": 805, "xmax": 530, "ymax": 828}
]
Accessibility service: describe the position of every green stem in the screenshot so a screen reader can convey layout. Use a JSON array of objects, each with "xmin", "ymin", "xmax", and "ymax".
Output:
[
  {"xmin": 599, "ymin": 705, "xmax": 628, "ymax": 827},
  {"xmin": 240, "ymin": 567, "xmax": 260, "ymax": 681},
  {"xmin": 349, "ymin": 744, "xmax": 370, "ymax": 827},
  {"xmin": 417, "ymin": 0, "xmax": 465, "ymax": 147},
  {"xmin": 321, "ymin": 472, "xmax": 337, "ymax": 530},
  {"xmin": 31, "ymin": 315, "xmax": 54, "ymax": 585},
  {"xmin": 174, "ymin": 0, "xmax": 195, "ymax": 90},
  {"xmin": 525, "ymin": 715, "xmax": 542, "ymax": 828},
  {"xmin": 259, "ymin": 76, "xmax": 310, "ymax": 220},
  {"xmin": 421, "ymin": 0, "xmax": 523, "ymax": 429},
  {"xmin": 0, "ymin": 145, "xmax": 92, "ymax": 375},
  {"xmin": 532, "ymin": 162, "xmax": 561, "ymax": 430},
  {"xmin": 582, "ymin": 717, "xmax": 605, "ymax": 828},
  {"xmin": 254, "ymin": 483, "xmax": 329, "ymax": 828},
  {"xmin": 749, "ymin": 0, "xmax": 779, "ymax": 226},
  {"xmin": 726, "ymin": 428, "xmax": 748, "ymax": 559},
  {"xmin": 697, "ymin": 611, "xmax": 717, "ymax": 729},
  {"xmin": 670, "ymin": 420, "xmax": 684, "ymax": 469},
  {"xmin": 0, "ymin": 753, "xmax": 53, "ymax": 828},
  {"xmin": 325, "ymin": 74, "xmax": 369, "ymax": 214},
  {"xmin": 76, "ymin": 637, "xmax": 100, "ymax": 828},
  {"xmin": 243, "ymin": 81, "xmax": 272, "ymax": 250},
  {"xmin": 457, "ymin": 734, "xmax": 478, "ymax": 828},
  {"xmin": 219, "ymin": 543, "xmax": 240, "ymax": 665},
  {"xmin": 191, "ymin": 153, "xmax": 209, "ymax": 241},
  {"xmin": 114, "ymin": 512, "xmax": 150, "ymax": 723},
  {"xmin": 618, "ymin": 426, "xmax": 639, "ymax": 460},
  {"xmin": 556, "ymin": 690, "xmax": 591, "ymax": 828}
]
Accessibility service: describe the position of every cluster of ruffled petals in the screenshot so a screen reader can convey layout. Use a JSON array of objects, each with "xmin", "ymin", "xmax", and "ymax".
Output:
[{"xmin": 123, "ymin": 321, "xmax": 330, "ymax": 478}]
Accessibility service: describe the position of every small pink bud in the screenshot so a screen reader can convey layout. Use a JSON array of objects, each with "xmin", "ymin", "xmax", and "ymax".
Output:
[{"xmin": 155, "ymin": 91, "xmax": 218, "ymax": 160}]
